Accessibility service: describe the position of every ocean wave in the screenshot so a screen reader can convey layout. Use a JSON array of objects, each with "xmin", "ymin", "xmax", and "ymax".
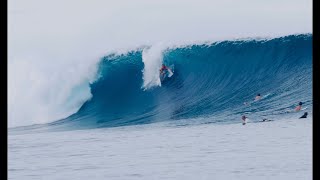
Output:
[{"xmin": 10, "ymin": 34, "xmax": 312, "ymax": 131}]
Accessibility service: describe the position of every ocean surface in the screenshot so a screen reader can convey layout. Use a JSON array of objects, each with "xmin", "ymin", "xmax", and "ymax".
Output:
[
  {"xmin": 9, "ymin": 117, "xmax": 312, "ymax": 180},
  {"xmin": 9, "ymin": 34, "xmax": 312, "ymax": 179}
]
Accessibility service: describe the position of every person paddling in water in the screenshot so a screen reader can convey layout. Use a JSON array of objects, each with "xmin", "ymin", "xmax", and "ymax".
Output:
[
  {"xmin": 254, "ymin": 93, "xmax": 261, "ymax": 101},
  {"xmin": 285, "ymin": 102, "xmax": 304, "ymax": 113},
  {"xmin": 244, "ymin": 93, "xmax": 261, "ymax": 105},
  {"xmin": 295, "ymin": 102, "xmax": 303, "ymax": 111}
]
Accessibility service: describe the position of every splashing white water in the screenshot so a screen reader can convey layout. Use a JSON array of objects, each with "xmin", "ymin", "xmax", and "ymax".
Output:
[
  {"xmin": 8, "ymin": 55, "xmax": 100, "ymax": 128},
  {"xmin": 141, "ymin": 43, "xmax": 167, "ymax": 90}
]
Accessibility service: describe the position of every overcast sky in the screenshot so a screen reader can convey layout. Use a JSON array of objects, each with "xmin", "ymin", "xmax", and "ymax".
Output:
[{"xmin": 9, "ymin": 0, "xmax": 312, "ymax": 59}]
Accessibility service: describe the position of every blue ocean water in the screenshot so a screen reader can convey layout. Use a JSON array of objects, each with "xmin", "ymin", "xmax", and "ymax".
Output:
[
  {"xmin": 9, "ymin": 118, "xmax": 312, "ymax": 180},
  {"xmin": 10, "ymin": 34, "xmax": 312, "ymax": 133}
]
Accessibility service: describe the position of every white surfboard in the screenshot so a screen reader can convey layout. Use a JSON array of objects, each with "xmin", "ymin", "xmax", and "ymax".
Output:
[{"xmin": 168, "ymin": 69, "xmax": 173, "ymax": 77}]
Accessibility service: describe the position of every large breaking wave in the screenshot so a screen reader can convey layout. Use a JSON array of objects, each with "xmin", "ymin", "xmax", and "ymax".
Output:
[{"xmin": 11, "ymin": 34, "xmax": 312, "ymax": 132}]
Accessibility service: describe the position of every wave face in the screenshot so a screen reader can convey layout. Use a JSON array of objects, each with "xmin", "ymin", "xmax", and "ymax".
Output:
[{"xmin": 14, "ymin": 34, "xmax": 312, "ymax": 131}]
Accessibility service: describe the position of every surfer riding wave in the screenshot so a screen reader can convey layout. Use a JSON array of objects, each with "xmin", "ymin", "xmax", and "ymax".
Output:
[{"xmin": 159, "ymin": 64, "xmax": 173, "ymax": 80}]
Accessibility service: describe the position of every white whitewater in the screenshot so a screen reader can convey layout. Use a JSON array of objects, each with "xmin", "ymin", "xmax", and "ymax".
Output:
[{"xmin": 141, "ymin": 43, "xmax": 167, "ymax": 90}]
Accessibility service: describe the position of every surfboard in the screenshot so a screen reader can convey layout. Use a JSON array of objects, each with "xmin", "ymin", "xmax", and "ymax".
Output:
[
  {"xmin": 259, "ymin": 119, "xmax": 274, "ymax": 122},
  {"xmin": 301, "ymin": 106, "xmax": 308, "ymax": 111},
  {"xmin": 160, "ymin": 65, "xmax": 174, "ymax": 81},
  {"xmin": 168, "ymin": 69, "xmax": 173, "ymax": 77},
  {"xmin": 168, "ymin": 64, "xmax": 174, "ymax": 77},
  {"xmin": 262, "ymin": 93, "xmax": 271, "ymax": 99}
]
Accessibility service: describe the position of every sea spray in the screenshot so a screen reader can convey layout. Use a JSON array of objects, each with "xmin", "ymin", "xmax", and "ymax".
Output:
[{"xmin": 142, "ymin": 43, "xmax": 167, "ymax": 90}]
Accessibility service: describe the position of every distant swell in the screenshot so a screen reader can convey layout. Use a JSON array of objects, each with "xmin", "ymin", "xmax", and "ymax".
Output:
[{"xmin": 12, "ymin": 34, "xmax": 312, "ymax": 132}]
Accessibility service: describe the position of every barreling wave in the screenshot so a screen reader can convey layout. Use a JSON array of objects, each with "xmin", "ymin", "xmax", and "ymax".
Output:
[{"xmin": 11, "ymin": 34, "xmax": 312, "ymax": 132}]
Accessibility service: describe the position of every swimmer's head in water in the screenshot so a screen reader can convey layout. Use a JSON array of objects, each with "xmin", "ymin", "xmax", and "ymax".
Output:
[
  {"xmin": 257, "ymin": 93, "xmax": 260, "ymax": 96},
  {"xmin": 299, "ymin": 102, "xmax": 303, "ymax": 105},
  {"xmin": 242, "ymin": 115, "xmax": 246, "ymax": 120}
]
